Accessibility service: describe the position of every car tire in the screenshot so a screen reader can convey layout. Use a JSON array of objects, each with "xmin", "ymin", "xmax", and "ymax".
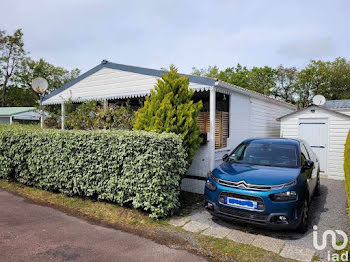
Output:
[
  {"xmin": 297, "ymin": 198, "xmax": 309, "ymax": 234},
  {"xmin": 314, "ymin": 173, "xmax": 321, "ymax": 197}
]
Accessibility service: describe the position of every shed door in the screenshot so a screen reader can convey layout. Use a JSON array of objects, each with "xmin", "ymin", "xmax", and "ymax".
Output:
[{"xmin": 299, "ymin": 118, "xmax": 328, "ymax": 173}]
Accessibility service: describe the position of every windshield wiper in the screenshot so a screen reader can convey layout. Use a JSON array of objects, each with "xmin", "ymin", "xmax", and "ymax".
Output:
[{"xmin": 229, "ymin": 159, "xmax": 243, "ymax": 164}]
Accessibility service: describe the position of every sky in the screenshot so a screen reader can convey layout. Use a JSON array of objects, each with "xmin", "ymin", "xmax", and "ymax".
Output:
[{"xmin": 1, "ymin": 0, "xmax": 350, "ymax": 74}]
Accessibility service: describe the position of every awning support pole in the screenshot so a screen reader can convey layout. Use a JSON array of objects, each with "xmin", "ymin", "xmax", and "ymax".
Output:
[
  {"xmin": 209, "ymin": 88, "xmax": 216, "ymax": 171},
  {"xmin": 61, "ymin": 103, "xmax": 65, "ymax": 130}
]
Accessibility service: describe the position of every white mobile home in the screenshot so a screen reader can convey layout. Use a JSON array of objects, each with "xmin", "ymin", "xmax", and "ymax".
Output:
[
  {"xmin": 278, "ymin": 100, "xmax": 350, "ymax": 180},
  {"xmin": 43, "ymin": 60, "xmax": 296, "ymax": 193}
]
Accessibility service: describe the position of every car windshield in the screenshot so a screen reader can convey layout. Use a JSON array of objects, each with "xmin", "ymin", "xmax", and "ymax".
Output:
[{"xmin": 229, "ymin": 141, "xmax": 299, "ymax": 168}]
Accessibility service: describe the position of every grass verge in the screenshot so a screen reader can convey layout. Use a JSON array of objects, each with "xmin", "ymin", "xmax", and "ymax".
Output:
[{"xmin": 0, "ymin": 179, "xmax": 295, "ymax": 262}]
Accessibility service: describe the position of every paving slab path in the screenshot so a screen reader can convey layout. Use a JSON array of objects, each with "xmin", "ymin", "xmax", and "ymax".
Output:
[
  {"xmin": 0, "ymin": 190, "xmax": 207, "ymax": 262},
  {"xmin": 170, "ymin": 178, "xmax": 349, "ymax": 262}
]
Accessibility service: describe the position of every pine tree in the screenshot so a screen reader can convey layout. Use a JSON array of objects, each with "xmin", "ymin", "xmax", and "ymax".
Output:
[{"xmin": 134, "ymin": 65, "xmax": 202, "ymax": 164}]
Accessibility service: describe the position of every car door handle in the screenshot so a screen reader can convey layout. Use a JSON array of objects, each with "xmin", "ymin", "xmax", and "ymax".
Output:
[{"xmin": 311, "ymin": 146, "xmax": 325, "ymax": 148}]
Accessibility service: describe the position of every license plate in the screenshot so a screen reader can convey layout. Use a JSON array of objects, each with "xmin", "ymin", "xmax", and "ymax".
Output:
[{"xmin": 224, "ymin": 196, "xmax": 258, "ymax": 210}]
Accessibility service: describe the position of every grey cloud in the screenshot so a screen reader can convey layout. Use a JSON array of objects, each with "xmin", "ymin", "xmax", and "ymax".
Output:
[{"xmin": 277, "ymin": 37, "xmax": 335, "ymax": 59}]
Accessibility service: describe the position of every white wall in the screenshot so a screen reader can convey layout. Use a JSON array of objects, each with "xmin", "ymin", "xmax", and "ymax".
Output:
[
  {"xmin": 0, "ymin": 116, "xmax": 10, "ymax": 124},
  {"xmin": 280, "ymin": 106, "xmax": 350, "ymax": 180},
  {"xmin": 187, "ymin": 144, "xmax": 210, "ymax": 177},
  {"xmin": 250, "ymin": 98, "xmax": 293, "ymax": 138},
  {"xmin": 227, "ymin": 93, "xmax": 251, "ymax": 149},
  {"xmin": 226, "ymin": 94, "xmax": 294, "ymax": 150}
]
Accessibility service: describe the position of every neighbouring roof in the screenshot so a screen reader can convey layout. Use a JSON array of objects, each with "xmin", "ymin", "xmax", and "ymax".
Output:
[
  {"xmin": 323, "ymin": 99, "xmax": 350, "ymax": 110},
  {"xmin": 276, "ymin": 104, "xmax": 350, "ymax": 121},
  {"xmin": 0, "ymin": 107, "xmax": 36, "ymax": 117},
  {"xmin": 42, "ymin": 60, "xmax": 295, "ymax": 109}
]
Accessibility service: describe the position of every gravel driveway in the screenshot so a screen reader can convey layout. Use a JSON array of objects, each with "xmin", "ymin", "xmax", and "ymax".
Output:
[{"xmin": 185, "ymin": 178, "xmax": 349, "ymax": 260}]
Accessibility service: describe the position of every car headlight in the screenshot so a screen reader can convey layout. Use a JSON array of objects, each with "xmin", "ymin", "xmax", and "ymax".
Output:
[
  {"xmin": 270, "ymin": 191, "xmax": 297, "ymax": 202},
  {"xmin": 205, "ymin": 173, "xmax": 217, "ymax": 191},
  {"xmin": 208, "ymin": 172, "xmax": 219, "ymax": 182},
  {"xmin": 206, "ymin": 180, "xmax": 217, "ymax": 191}
]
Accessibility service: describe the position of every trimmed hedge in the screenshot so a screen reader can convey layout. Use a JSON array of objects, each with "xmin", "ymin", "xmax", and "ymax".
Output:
[
  {"xmin": 0, "ymin": 125, "xmax": 187, "ymax": 218},
  {"xmin": 345, "ymin": 130, "xmax": 350, "ymax": 216}
]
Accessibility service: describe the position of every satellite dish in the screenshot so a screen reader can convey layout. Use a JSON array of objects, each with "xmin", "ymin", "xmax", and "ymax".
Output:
[
  {"xmin": 32, "ymin": 77, "xmax": 48, "ymax": 94},
  {"xmin": 312, "ymin": 95, "xmax": 326, "ymax": 106}
]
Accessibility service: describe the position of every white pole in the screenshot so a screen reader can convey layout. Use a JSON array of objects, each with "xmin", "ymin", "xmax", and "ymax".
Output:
[
  {"xmin": 61, "ymin": 103, "xmax": 65, "ymax": 130},
  {"xmin": 9, "ymin": 116, "xmax": 13, "ymax": 125},
  {"xmin": 103, "ymin": 99, "xmax": 108, "ymax": 110},
  {"xmin": 40, "ymin": 95, "xmax": 44, "ymax": 128},
  {"xmin": 209, "ymin": 88, "xmax": 216, "ymax": 171},
  {"xmin": 228, "ymin": 93, "xmax": 232, "ymax": 142}
]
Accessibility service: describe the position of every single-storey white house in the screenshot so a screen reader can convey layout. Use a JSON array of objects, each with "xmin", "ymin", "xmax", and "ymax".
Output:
[
  {"xmin": 0, "ymin": 107, "xmax": 41, "ymax": 125},
  {"xmin": 278, "ymin": 100, "xmax": 350, "ymax": 180},
  {"xmin": 43, "ymin": 60, "xmax": 296, "ymax": 193}
]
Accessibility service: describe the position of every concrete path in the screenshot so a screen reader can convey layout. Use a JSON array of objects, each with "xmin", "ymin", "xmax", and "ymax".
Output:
[
  {"xmin": 170, "ymin": 178, "xmax": 349, "ymax": 262},
  {"xmin": 0, "ymin": 190, "xmax": 207, "ymax": 262}
]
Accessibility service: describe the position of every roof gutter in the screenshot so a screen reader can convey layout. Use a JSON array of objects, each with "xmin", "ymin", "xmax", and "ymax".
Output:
[{"xmin": 276, "ymin": 104, "xmax": 350, "ymax": 121}]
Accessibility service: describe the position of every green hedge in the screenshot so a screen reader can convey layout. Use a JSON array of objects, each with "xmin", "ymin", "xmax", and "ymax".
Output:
[
  {"xmin": 345, "ymin": 130, "xmax": 350, "ymax": 216},
  {"xmin": 0, "ymin": 125, "xmax": 187, "ymax": 218}
]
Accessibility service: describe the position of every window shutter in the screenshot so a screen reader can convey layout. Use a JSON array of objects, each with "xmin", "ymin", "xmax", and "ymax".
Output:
[{"xmin": 196, "ymin": 111, "xmax": 229, "ymax": 149}]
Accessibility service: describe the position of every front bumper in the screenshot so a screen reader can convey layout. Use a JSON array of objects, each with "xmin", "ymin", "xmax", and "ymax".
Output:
[
  {"xmin": 204, "ymin": 183, "xmax": 304, "ymax": 230},
  {"xmin": 205, "ymin": 200, "xmax": 301, "ymax": 229}
]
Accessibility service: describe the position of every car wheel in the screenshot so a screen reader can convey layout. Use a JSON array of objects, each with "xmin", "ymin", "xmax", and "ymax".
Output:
[
  {"xmin": 297, "ymin": 198, "xmax": 309, "ymax": 233},
  {"xmin": 314, "ymin": 174, "xmax": 321, "ymax": 197}
]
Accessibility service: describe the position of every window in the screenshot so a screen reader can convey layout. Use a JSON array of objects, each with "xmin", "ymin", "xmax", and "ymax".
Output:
[
  {"xmin": 229, "ymin": 141, "xmax": 298, "ymax": 168},
  {"xmin": 303, "ymin": 142, "xmax": 314, "ymax": 160},
  {"xmin": 300, "ymin": 144, "xmax": 310, "ymax": 165},
  {"xmin": 197, "ymin": 111, "xmax": 229, "ymax": 149}
]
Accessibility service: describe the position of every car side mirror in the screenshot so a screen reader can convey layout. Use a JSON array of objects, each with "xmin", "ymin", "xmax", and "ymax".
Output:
[
  {"xmin": 303, "ymin": 160, "xmax": 314, "ymax": 169},
  {"xmin": 222, "ymin": 154, "xmax": 229, "ymax": 162}
]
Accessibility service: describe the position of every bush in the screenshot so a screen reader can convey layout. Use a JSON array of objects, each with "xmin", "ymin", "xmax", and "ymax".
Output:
[
  {"xmin": 94, "ymin": 104, "xmax": 135, "ymax": 130},
  {"xmin": 345, "ymin": 131, "xmax": 350, "ymax": 216},
  {"xmin": 44, "ymin": 116, "xmax": 60, "ymax": 129},
  {"xmin": 0, "ymin": 125, "xmax": 187, "ymax": 218},
  {"xmin": 65, "ymin": 101, "xmax": 136, "ymax": 131},
  {"xmin": 66, "ymin": 101, "xmax": 97, "ymax": 130},
  {"xmin": 134, "ymin": 65, "xmax": 202, "ymax": 164}
]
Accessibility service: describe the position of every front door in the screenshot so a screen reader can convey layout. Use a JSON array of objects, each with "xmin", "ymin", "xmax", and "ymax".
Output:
[{"xmin": 299, "ymin": 118, "xmax": 328, "ymax": 173}]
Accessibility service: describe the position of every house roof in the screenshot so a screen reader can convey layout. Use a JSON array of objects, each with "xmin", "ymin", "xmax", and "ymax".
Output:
[
  {"xmin": 216, "ymin": 80, "xmax": 295, "ymax": 108},
  {"xmin": 0, "ymin": 107, "xmax": 36, "ymax": 117},
  {"xmin": 276, "ymin": 104, "xmax": 350, "ymax": 121},
  {"xmin": 42, "ymin": 60, "xmax": 295, "ymax": 109},
  {"xmin": 323, "ymin": 99, "xmax": 350, "ymax": 110}
]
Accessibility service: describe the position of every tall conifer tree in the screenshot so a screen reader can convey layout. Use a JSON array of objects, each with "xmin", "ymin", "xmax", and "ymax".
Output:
[{"xmin": 134, "ymin": 65, "xmax": 202, "ymax": 164}]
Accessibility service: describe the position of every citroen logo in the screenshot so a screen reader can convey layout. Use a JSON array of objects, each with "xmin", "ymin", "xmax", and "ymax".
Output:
[{"xmin": 236, "ymin": 181, "xmax": 248, "ymax": 189}]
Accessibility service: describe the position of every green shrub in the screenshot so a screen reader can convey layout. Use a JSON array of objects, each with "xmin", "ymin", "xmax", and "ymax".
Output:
[
  {"xmin": 0, "ymin": 125, "xmax": 187, "ymax": 218},
  {"xmin": 94, "ymin": 104, "xmax": 135, "ymax": 130},
  {"xmin": 44, "ymin": 116, "xmax": 60, "ymax": 129},
  {"xmin": 345, "ymin": 131, "xmax": 350, "ymax": 216},
  {"xmin": 66, "ymin": 100, "xmax": 97, "ymax": 130},
  {"xmin": 134, "ymin": 65, "xmax": 202, "ymax": 164}
]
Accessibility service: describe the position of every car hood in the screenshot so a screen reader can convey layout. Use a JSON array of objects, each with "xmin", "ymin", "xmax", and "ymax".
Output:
[{"xmin": 212, "ymin": 162, "xmax": 300, "ymax": 185}]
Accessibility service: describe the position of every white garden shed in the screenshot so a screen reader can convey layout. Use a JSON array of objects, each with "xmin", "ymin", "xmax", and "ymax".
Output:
[
  {"xmin": 278, "ymin": 100, "xmax": 350, "ymax": 180},
  {"xmin": 43, "ymin": 60, "xmax": 296, "ymax": 193}
]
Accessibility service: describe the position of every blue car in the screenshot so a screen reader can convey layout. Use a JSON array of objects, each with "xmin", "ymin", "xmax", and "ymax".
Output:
[{"xmin": 204, "ymin": 138, "xmax": 320, "ymax": 233}]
